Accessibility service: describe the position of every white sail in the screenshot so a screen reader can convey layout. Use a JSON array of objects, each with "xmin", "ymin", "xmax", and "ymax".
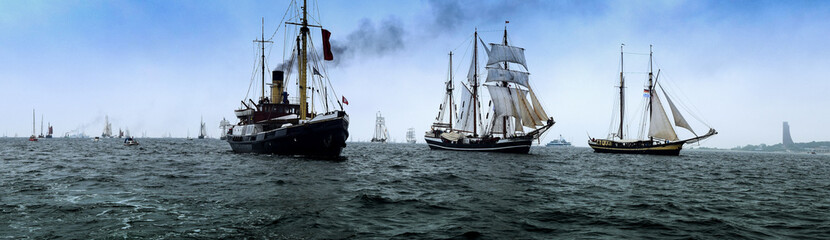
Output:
[
  {"xmin": 648, "ymin": 92, "xmax": 678, "ymax": 141},
  {"xmin": 662, "ymin": 86, "xmax": 696, "ymax": 136},
  {"xmin": 485, "ymin": 68, "xmax": 530, "ymax": 88},
  {"xmin": 486, "ymin": 44, "xmax": 527, "ymax": 69},
  {"xmin": 528, "ymin": 88, "xmax": 549, "ymax": 122},
  {"xmin": 486, "ymin": 85, "xmax": 516, "ymax": 120},
  {"xmin": 511, "ymin": 88, "xmax": 540, "ymax": 128},
  {"xmin": 456, "ymin": 85, "xmax": 478, "ymax": 134},
  {"xmin": 373, "ymin": 112, "xmax": 388, "ymax": 141},
  {"xmin": 466, "ymin": 50, "xmax": 477, "ymax": 85}
]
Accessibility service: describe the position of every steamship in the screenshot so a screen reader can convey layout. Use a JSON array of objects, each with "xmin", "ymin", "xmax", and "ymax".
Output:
[{"xmin": 226, "ymin": 0, "xmax": 348, "ymax": 158}]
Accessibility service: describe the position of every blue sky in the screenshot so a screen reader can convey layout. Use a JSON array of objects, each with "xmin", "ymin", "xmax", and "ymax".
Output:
[{"xmin": 1, "ymin": 0, "xmax": 828, "ymax": 148}]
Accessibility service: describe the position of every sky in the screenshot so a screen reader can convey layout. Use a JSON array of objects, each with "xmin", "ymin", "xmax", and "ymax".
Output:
[{"xmin": 1, "ymin": 0, "xmax": 828, "ymax": 148}]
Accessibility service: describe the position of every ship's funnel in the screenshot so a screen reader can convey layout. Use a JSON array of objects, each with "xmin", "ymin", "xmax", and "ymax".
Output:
[{"xmin": 271, "ymin": 70, "xmax": 285, "ymax": 104}]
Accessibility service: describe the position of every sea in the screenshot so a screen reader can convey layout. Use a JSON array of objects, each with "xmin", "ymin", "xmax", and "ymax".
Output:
[{"xmin": 1, "ymin": 138, "xmax": 828, "ymax": 239}]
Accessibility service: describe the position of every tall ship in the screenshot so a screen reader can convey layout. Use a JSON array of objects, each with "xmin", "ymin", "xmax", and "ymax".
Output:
[
  {"xmin": 198, "ymin": 116, "xmax": 207, "ymax": 139},
  {"xmin": 406, "ymin": 128, "xmax": 416, "ymax": 144},
  {"xmin": 371, "ymin": 111, "xmax": 388, "ymax": 143},
  {"xmin": 219, "ymin": 118, "xmax": 231, "ymax": 140},
  {"xmin": 226, "ymin": 0, "xmax": 349, "ymax": 158},
  {"xmin": 102, "ymin": 115, "xmax": 113, "ymax": 138},
  {"xmin": 588, "ymin": 45, "xmax": 717, "ymax": 155},
  {"xmin": 546, "ymin": 135, "xmax": 571, "ymax": 147},
  {"xmin": 425, "ymin": 26, "xmax": 555, "ymax": 153}
]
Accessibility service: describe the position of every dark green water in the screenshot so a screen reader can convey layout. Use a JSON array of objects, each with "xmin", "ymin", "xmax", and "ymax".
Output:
[{"xmin": 1, "ymin": 138, "xmax": 828, "ymax": 239}]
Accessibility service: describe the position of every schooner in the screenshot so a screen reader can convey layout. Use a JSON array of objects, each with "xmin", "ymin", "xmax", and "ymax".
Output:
[
  {"xmin": 371, "ymin": 111, "xmax": 388, "ymax": 143},
  {"xmin": 425, "ymin": 26, "xmax": 555, "ymax": 153},
  {"xmin": 588, "ymin": 45, "xmax": 717, "ymax": 155}
]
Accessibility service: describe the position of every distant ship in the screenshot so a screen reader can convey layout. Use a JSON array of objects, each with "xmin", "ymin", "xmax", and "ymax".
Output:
[
  {"xmin": 102, "ymin": 115, "xmax": 113, "ymax": 138},
  {"xmin": 29, "ymin": 109, "xmax": 37, "ymax": 142},
  {"xmin": 226, "ymin": 1, "xmax": 349, "ymax": 158},
  {"xmin": 546, "ymin": 135, "xmax": 571, "ymax": 147},
  {"xmin": 37, "ymin": 114, "xmax": 44, "ymax": 138},
  {"xmin": 406, "ymin": 128, "xmax": 416, "ymax": 144},
  {"xmin": 198, "ymin": 116, "xmax": 206, "ymax": 139},
  {"xmin": 424, "ymin": 26, "xmax": 555, "ymax": 153},
  {"xmin": 219, "ymin": 118, "xmax": 231, "ymax": 140},
  {"xmin": 45, "ymin": 123, "xmax": 53, "ymax": 138},
  {"xmin": 371, "ymin": 112, "xmax": 388, "ymax": 143},
  {"xmin": 588, "ymin": 45, "xmax": 717, "ymax": 155}
]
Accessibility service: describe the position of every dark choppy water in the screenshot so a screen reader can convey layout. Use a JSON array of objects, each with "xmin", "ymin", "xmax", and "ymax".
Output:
[{"xmin": 2, "ymin": 138, "xmax": 829, "ymax": 239}]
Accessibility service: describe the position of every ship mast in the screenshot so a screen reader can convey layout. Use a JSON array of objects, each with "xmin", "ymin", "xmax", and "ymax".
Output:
[
  {"xmin": 618, "ymin": 44, "xmax": 625, "ymax": 140},
  {"xmin": 254, "ymin": 18, "xmax": 272, "ymax": 104},
  {"xmin": 472, "ymin": 29, "xmax": 478, "ymax": 137},
  {"xmin": 647, "ymin": 45, "xmax": 654, "ymax": 141},
  {"xmin": 502, "ymin": 24, "xmax": 509, "ymax": 137},
  {"xmin": 448, "ymin": 51, "xmax": 453, "ymax": 129},
  {"xmin": 298, "ymin": 0, "xmax": 310, "ymax": 120}
]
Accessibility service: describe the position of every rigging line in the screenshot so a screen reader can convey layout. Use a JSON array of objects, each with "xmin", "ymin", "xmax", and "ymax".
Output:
[
  {"xmin": 267, "ymin": 0, "xmax": 294, "ymax": 42},
  {"xmin": 244, "ymin": 42, "xmax": 261, "ymax": 102},
  {"xmin": 652, "ymin": 57, "xmax": 711, "ymax": 128},
  {"xmin": 622, "ymin": 52, "xmax": 650, "ymax": 56}
]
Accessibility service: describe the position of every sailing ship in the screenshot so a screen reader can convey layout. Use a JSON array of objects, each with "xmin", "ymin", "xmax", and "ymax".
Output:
[
  {"xmin": 226, "ymin": 0, "xmax": 349, "ymax": 158},
  {"xmin": 546, "ymin": 135, "xmax": 571, "ymax": 147},
  {"xmin": 102, "ymin": 115, "xmax": 113, "ymax": 138},
  {"xmin": 46, "ymin": 123, "xmax": 53, "ymax": 138},
  {"xmin": 37, "ymin": 114, "xmax": 44, "ymax": 138},
  {"xmin": 371, "ymin": 111, "xmax": 388, "ymax": 143},
  {"xmin": 588, "ymin": 45, "xmax": 717, "ymax": 155},
  {"xmin": 219, "ymin": 118, "xmax": 231, "ymax": 140},
  {"xmin": 406, "ymin": 128, "xmax": 416, "ymax": 144},
  {"xmin": 29, "ymin": 109, "xmax": 37, "ymax": 142},
  {"xmin": 198, "ymin": 116, "xmax": 206, "ymax": 139},
  {"xmin": 424, "ymin": 26, "xmax": 555, "ymax": 153}
]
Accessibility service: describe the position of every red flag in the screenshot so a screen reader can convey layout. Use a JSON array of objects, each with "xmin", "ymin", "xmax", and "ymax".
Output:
[
  {"xmin": 322, "ymin": 29, "xmax": 334, "ymax": 61},
  {"xmin": 342, "ymin": 96, "xmax": 349, "ymax": 105}
]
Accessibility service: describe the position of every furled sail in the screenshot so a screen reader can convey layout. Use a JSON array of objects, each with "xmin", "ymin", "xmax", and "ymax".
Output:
[
  {"xmin": 456, "ymin": 85, "xmax": 478, "ymax": 134},
  {"xmin": 661, "ymin": 85, "xmax": 696, "ymax": 136},
  {"xmin": 648, "ymin": 92, "xmax": 678, "ymax": 141},
  {"xmin": 485, "ymin": 68, "xmax": 529, "ymax": 87},
  {"xmin": 486, "ymin": 44, "xmax": 528, "ymax": 69}
]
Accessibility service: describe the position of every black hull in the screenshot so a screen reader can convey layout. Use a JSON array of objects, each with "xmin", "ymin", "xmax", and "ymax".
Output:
[
  {"xmin": 588, "ymin": 141, "xmax": 684, "ymax": 156},
  {"xmin": 424, "ymin": 136, "xmax": 533, "ymax": 154},
  {"xmin": 227, "ymin": 115, "xmax": 349, "ymax": 158}
]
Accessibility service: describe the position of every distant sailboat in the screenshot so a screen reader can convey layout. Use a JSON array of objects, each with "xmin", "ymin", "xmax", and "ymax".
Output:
[
  {"xmin": 588, "ymin": 45, "xmax": 717, "ymax": 155},
  {"xmin": 371, "ymin": 112, "xmax": 388, "ymax": 143},
  {"xmin": 198, "ymin": 116, "xmax": 206, "ymax": 139},
  {"xmin": 102, "ymin": 115, "xmax": 113, "ymax": 138},
  {"xmin": 29, "ymin": 109, "xmax": 37, "ymax": 142},
  {"xmin": 38, "ymin": 114, "xmax": 44, "ymax": 138},
  {"xmin": 219, "ymin": 118, "xmax": 231, "ymax": 140},
  {"xmin": 425, "ymin": 26, "xmax": 555, "ymax": 153},
  {"xmin": 46, "ymin": 123, "xmax": 53, "ymax": 138},
  {"xmin": 406, "ymin": 128, "xmax": 416, "ymax": 144}
]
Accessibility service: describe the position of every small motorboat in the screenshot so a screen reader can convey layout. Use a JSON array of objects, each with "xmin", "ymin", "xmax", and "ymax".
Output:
[{"xmin": 124, "ymin": 138, "xmax": 139, "ymax": 146}]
